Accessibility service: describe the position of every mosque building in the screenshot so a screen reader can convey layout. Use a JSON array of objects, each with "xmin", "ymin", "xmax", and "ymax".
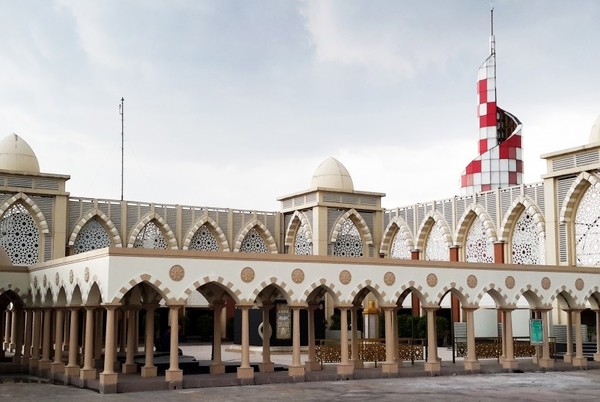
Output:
[{"xmin": 2, "ymin": 12, "xmax": 600, "ymax": 394}]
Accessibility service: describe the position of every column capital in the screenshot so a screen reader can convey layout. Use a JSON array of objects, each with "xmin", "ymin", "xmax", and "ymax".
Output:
[
  {"xmin": 236, "ymin": 303, "xmax": 254, "ymax": 309},
  {"xmin": 334, "ymin": 304, "xmax": 352, "ymax": 310},
  {"xmin": 142, "ymin": 303, "xmax": 159, "ymax": 312},
  {"xmin": 101, "ymin": 304, "xmax": 120, "ymax": 311},
  {"xmin": 422, "ymin": 305, "xmax": 440, "ymax": 311},
  {"xmin": 461, "ymin": 306, "xmax": 479, "ymax": 312},
  {"xmin": 288, "ymin": 303, "xmax": 307, "ymax": 309},
  {"xmin": 166, "ymin": 303, "xmax": 185, "ymax": 309},
  {"xmin": 533, "ymin": 307, "xmax": 553, "ymax": 313},
  {"xmin": 498, "ymin": 307, "xmax": 516, "ymax": 312}
]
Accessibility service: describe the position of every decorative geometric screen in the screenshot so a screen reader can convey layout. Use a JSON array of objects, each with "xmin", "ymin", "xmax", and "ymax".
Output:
[
  {"xmin": 465, "ymin": 217, "xmax": 494, "ymax": 263},
  {"xmin": 424, "ymin": 221, "xmax": 449, "ymax": 261},
  {"xmin": 189, "ymin": 224, "xmax": 219, "ymax": 251},
  {"xmin": 294, "ymin": 226, "xmax": 312, "ymax": 255},
  {"xmin": 133, "ymin": 221, "xmax": 168, "ymax": 249},
  {"xmin": 333, "ymin": 218, "xmax": 363, "ymax": 257},
  {"xmin": 575, "ymin": 185, "xmax": 600, "ymax": 266},
  {"xmin": 390, "ymin": 227, "xmax": 411, "ymax": 259},
  {"xmin": 0, "ymin": 204, "xmax": 40, "ymax": 265},
  {"xmin": 511, "ymin": 210, "xmax": 545, "ymax": 265},
  {"xmin": 73, "ymin": 218, "xmax": 110, "ymax": 254},
  {"xmin": 240, "ymin": 227, "xmax": 268, "ymax": 253}
]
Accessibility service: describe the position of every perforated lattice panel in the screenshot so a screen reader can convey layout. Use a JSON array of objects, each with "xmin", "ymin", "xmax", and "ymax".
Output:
[
  {"xmin": 73, "ymin": 219, "xmax": 110, "ymax": 254},
  {"xmin": 240, "ymin": 227, "xmax": 268, "ymax": 253},
  {"xmin": 390, "ymin": 229, "xmax": 411, "ymax": 259},
  {"xmin": 333, "ymin": 219, "xmax": 363, "ymax": 257},
  {"xmin": 511, "ymin": 211, "xmax": 544, "ymax": 265},
  {"xmin": 424, "ymin": 221, "xmax": 449, "ymax": 261},
  {"xmin": 575, "ymin": 185, "xmax": 600, "ymax": 266},
  {"xmin": 134, "ymin": 221, "xmax": 168, "ymax": 249},
  {"xmin": 465, "ymin": 217, "xmax": 494, "ymax": 263},
  {"xmin": 0, "ymin": 204, "xmax": 40, "ymax": 265},
  {"xmin": 189, "ymin": 224, "xmax": 219, "ymax": 251},
  {"xmin": 294, "ymin": 227, "xmax": 312, "ymax": 255}
]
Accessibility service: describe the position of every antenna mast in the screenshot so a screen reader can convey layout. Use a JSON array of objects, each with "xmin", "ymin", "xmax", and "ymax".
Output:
[{"xmin": 119, "ymin": 97, "xmax": 124, "ymax": 201}]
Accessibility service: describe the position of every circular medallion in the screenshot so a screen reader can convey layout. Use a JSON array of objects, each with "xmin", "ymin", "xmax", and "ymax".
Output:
[
  {"xmin": 33, "ymin": 276, "xmax": 38, "ymax": 289},
  {"xmin": 69, "ymin": 270, "xmax": 74, "ymax": 284},
  {"xmin": 426, "ymin": 273, "xmax": 438, "ymax": 287},
  {"xmin": 541, "ymin": 277, "xmax": 551, "ymax": 290},
  {"xmin": 291, "ymin": 268, "xmax": 305, "ymax": 284},
  {"xmin": 575, "ymin": 278, "xmax": 584, "ymax": 291},
  {"xmin": 55, "ymin": 272, "xmax": 60, "ymax": 286},
  {"xmin": 505, "ymin": 276, "xmax": 515, "ymax": 290},
  {"xmin": 241, "ymin": 267, "xmax": 255, "ymax": 283},
  {"xmin": 169, "ymin": 264, "xmax": 185, "ymax": 282},
  {"xmin": 467, "ymin": 275, "xmax": 478, "ymax": 289},
  {"xmin": 384, "ymin": 272, "xmax": 396, "ymax": 286},
  {"xmin": 42, "ymin": 274, "xmax": 47, "ymax": 288},
  {"xmin": 339, "ymin": 270, "xmax": 352, "ymax": 285},
  {"xmin": 84, "ymin": 267, "xmax": 90, "ymax": 283}
]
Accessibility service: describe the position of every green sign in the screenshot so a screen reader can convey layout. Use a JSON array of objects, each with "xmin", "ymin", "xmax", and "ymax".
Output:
[{"xmin": 530, "ymin": 319, "xmax": 543, "ymax": 345}]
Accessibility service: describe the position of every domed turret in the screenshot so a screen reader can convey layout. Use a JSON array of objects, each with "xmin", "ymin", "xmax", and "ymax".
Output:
[
  {"xmin": 589, "ymin": 114, "xmax": 600, "ymax": 144},
  {"xmin": 311, "ymin": 157, "xmax": 354, "ymax": 192},
  {"xmin": 0, "ymin": 134, "xmax": 40, "ymax": 174}
]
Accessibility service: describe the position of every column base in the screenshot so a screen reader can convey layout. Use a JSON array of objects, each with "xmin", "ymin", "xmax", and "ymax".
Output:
[
  {"xmin": 538, "ymin": 357, "xmax": 554, "ymax": 369},
  {"xmin": 350, "ymin": 359, "xmax": 364, "ymax": 369},
  {"xmin": 79, "ymin": 368, "xmax": 97, "ymax": 380},
  {"xmin": 141, "ymin": 365, "xmax": 158, "ymax": 377},
  {"xmin": 210, "ymin": 363, "xmax": 225, "ymax": 375},
  {"xmin": 236, "ymin": 366, "xmax": 254, "ymax": 381},
  {"xmin": 121, "ymin": 363, "xmax": 137, "ymax": 374},
  {"xmin": 424, "ymin": 361, "xmax": 441, "ymax": 373},
  {"xmin": 501, "ymin": 359, "xmax": 519, "ymax": 370},
  {"xmin": 38, "ymin": 359, "xmax": 51, "ymax": 376},
  {"xmin": 336, "ymin": 363, "xmax": 354, "ymax": 378},
  {"xmin": 51, "ymin": 362, "xmax": 65, "ymax": 376},
  {"xmin": 165, "ymin": 368, "xmax": 183, "ymax": 382},
  {"xmin": 259, "ymin": 362, "xmax": 274, "ymax": 372},
  {"xmin": 288, "ymin": 365, "xmax": 305, "ymax": 378},
  {"xmin": 563, "ymin": 354, "xmax": 573, "ymax": 363},
  {"xmin": 463, "ymin": 360, "xmax": 480, "ymax": 372},
  {"xmin": 99, "ymin": 372, "xmax": 118, "ymax": 394},
  {"xmin": 64, "ymin": 365, "xmax": 80, "ymax": 377},
  {"xmin": 380, "ymin": 362, "xmax": 399, "ymax": 376},
  {"xmin": 572, "ymin": 356, "xmax": 588, "ymax": 368},
  {"xmin": 304, "ymin": 360, "xmax": 322, "ymax": 371},
  {"xmin": 12, "ymin": 355, "xmax": 23, "ymax": 364},
  {"xmin": 28, "ymin": 358, "xmax": 39, "ymax": 374},
  {"xmin": 594, "ymin": 353, "xmax": 600, "ymax": 362}
]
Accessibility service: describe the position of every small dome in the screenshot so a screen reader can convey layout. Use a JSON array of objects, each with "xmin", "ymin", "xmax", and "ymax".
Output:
[
  {"xmin": 311, "ymin": 157, "xmax": 354, "ymax": 191},
  {"xmin": 0, "ymin": 134, "xmax": 40, "ymax": 174},
  {"xmin": 590, "ymin": 114, "xmax": 600, "ymax": 144}
]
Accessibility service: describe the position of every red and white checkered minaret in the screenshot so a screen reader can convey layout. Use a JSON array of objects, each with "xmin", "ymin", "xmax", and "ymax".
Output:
[{"xmin": 460, "ymin": 9, "xmax": 523, "ymax": 195}]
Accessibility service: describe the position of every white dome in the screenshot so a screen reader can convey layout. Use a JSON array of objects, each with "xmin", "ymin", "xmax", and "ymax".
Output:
[
  {"xmin": 311, "ymin": 157, "xmax": 354, "ymax": 191},
  {"xmin": 590, "ymin": 114, "xmax": 600, "ymax": 144},
  {"xmin": 0, "ymin": 134, "xmax": 40, "ymax": 174}
]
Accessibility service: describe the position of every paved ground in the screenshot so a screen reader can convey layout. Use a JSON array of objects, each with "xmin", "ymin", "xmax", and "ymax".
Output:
[{"xmin": 2, "ymin": 370, "xmax": 600, "ymax": 401}]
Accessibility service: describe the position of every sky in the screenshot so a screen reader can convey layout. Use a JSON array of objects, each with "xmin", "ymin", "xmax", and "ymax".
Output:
[{"xmin": 1, "ymin": 0, "xmax": 599, "ymax": 211}]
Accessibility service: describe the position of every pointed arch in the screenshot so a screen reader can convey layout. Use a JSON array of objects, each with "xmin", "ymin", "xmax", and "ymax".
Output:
[
  {"xmin": 180, "ymin": 275, "xmax": 242, "ymax": 304},
  {"xmin": 454, "ymin": 203, "xmax": 497, "ymax": 246},
  {"xmin": 127, "ymin": 212, "xmax": 178, "ymax": 249},
  {"xmin": 499, "ymin": 196, "xmax": 545, "ymax": 241},
  {"xmin": 330, "ymin": 208, "xmax": 373, "ymax": 245},
  {"xmin": 559, "ymin": 171, "xmax": 600, "ymax": 223},
  {"xmin": 68, "ymin": 207, "xmax": 122, "ymax": 247},
  {"xmin": 416, "ymin": 211, "xmax": 452, "ymax": 251},
  {"xmin": 182, "ymin": 215, "xmax": 229, "ymax": 251},
  {"xmin": 251, "ymin": 278, "xmax": 293, "ymax": 304},
  {"xmin": 380, "ymin": 216, "xmax": 414, "ymax": 258},
  {"xmin": 284, "ymin": 211, "xmax": 313, "ymax": 255},
  {"xmin": 109, "ymin": 274, "xmax": 171, "ymax": 304},
  {"xmin": 0, "ymin": 192, "xmax": 49, "ymax": 234},
  {"xmin": 233, "ymin": 219, "xmax": 278, "ymax": 254}
]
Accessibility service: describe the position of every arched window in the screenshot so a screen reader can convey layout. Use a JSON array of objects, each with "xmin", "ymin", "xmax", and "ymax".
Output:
[
  {"xmin": 294, "ymin": 225, "xmax": 312, "ymax": 255},
  {"xmin": 511, "ymin": 210, "xmax": 545, "ymax": 264},
  {"xmin": 424, "ymin": 221, "xmax": 449, "ymax": 261},
  {"xmin": 333, "ymin": 218, "xmax": 363, "ymax": 257},
  {"xmin": 240, "ymin": 227, "xmax": 268, "ymax": 253},
  {"xmin": 0, "ymin": 204, "xmax": 40, "ymax": 265},
  {"xmin": 575, "ymin": 185, "xmax": 600, "ymax": 266},
  {"xmin": 188, "ymin": 224, "xmax": 219, "ymax": 251},
  {"xmin": 390, "ymin": 229, "xmax": 411, "ymax": 259},
  {"xmin": 73, "ymin": 218, "xmax": 110, "ymax": 254},
  {"xmin": 465, "ymin": 216, "xmax": 494, "ymax": 263},
  {"xmin": 134, "ymin": 221, "xmax": 168, "ymax": 249}
]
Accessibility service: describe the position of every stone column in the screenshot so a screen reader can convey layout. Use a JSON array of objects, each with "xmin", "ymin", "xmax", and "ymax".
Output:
[
  {"xmin": 538, "ymin": 309, "xmax": 554, "ymax": 369},
  {"xmin": 424, "ymin": 307, "xmax": 441, "ymax": 373},
  {"xmin": 94, "ymin": 310, "xmax": 104, "ymax": 369},
  {"xmin": 210, "ymin": 303, "xmax": 224, "ymax": 375},
  {"xmin": 563, "ymin": 309, "xmax": 574, "ymax": 363},
  {"xmin": 80, "ymin": 307, "xmax": 97, "ymax": 381},
  {"xmin": 393, "ymin": 307, "xmax": 399, "ymax": 364},
  {"xmin": 65, "ymin": 308, "xmax": 81, "ymax": 378},
  {"xmin": 572, "ymin": 309, "xmax": 587, "ymax": 367},
  {"xmin": 304, "ymin": 303, "xmax": 320, "ymax": 371},
  {"xmin": 165, "ymin": 305, "xmax": 183, "ymax": 385},
  {"xmin": 11, "ymin": 308, "xmax": 23, "ymax": 363},
  {"xmin": 463, "ymin": 308, "xmax": 480, "ymax": 371},
  {"xmin": 38, "ymin": 309, "xmax": 52, "ymax": 374},
  {"xmin": 499, "ymin": 309, "xmax": 506, "ymax": 364},
  {"xmin": 337, "ymin": 306, "xmax": 353, "ymax": 377},
  {"xmin": 236, "ymin": 304, "xmax": 254, "ymax": 380},
  {"xmin": 2, "ymin": 309, "xmax": 10, "ymax": 350},
  {"xmin": 141, "ymin": 305, "xmax": 157, "ymax": 377},
  {"xmin": 350, "ymin": 307, "xmax": 362, "ymax": 369},
  {"xmin": 122, "ymin": 308, "xmax": 138, "ymax": 374},
  {"xmin": 381, "ymin": 307, "xmax": 398, "ymax": 375},
  {"xmin": 99, "ymin": 305, "xmax": 118, "ymax": 394},
  {"xmin": 501, "ymin": 308, "xmax": 518, "ymax": 370},
  {"xmin": 259, "ymin": 303, "xmax": 274, "ymax": 373},
  {"xmin": 51, "ymin": 308, "xmax": 65, "ymax": 376},
  {"xmin": 288, "ymin": 305, "xmax": 305, "ymax": 378},
  {"xmin": 594, "ymin": 310, "xmax": 600, "ymax": 362},
  {"xmin": 9, "ymin": 308, "xmax": 17, "ymax": 352},
  {"xmin": 22, "ymin": 309, "xmax": 33, "ymax": 366},
  {"xmin": 29, "ymin": 309, "xmax": 42, "ymax": 373}
]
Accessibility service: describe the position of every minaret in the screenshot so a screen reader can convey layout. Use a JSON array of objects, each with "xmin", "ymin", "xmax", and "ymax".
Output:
[{"xmin": 460, "ymin": 8, "xmax": 523, "ymax": 195}]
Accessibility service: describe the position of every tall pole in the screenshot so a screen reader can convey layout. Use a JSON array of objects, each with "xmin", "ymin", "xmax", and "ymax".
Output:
[{"xmin": 119, "ymin": 97, "xmax": 124, "ymax": 201}]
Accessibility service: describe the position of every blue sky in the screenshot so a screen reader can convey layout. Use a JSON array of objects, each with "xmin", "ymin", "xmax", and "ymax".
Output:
[{"xmin": 1, "ymin": 0, "xmax": 599, "ymax": 210}]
